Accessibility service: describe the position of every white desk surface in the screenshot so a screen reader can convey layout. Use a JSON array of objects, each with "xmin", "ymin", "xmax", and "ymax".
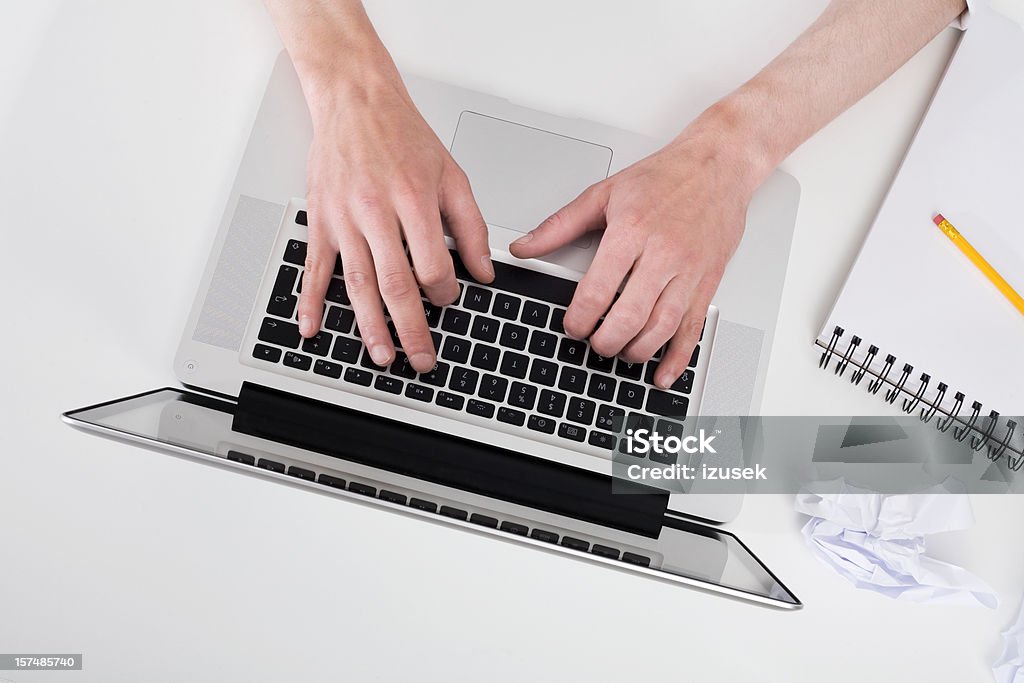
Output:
[{"xmin": 2, "ymin": 2, "xmax": 1022, "ymax": 681}]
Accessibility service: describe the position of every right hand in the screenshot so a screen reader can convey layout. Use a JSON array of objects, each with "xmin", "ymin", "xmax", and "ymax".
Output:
[{"xmin": 297, "ymin": 68, "xmax": 494, "ymax": 373}]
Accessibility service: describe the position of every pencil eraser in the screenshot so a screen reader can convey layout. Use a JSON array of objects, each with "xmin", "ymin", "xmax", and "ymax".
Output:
[{"xmin": 933, "ymin": 214, "xmax": 945, "ymax": 226}]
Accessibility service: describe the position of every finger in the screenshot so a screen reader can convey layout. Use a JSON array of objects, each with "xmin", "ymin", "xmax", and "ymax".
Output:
[
  {"xmin": 297, "ymin": 208, "xmax": 335, "ymax": 338},
  {"xmin": 440, "ymin": 168, "xmax": 494, "ymax": 283},
  {"xmin": 509, "ymin": 183, "xmax": 608, "ymax": 259},
  {"xmin": 561, "ymin": 229, "xmax": 637, "ymax": 340},
  {"xmin": 396, "ymin": 195, "xmax": 459, "ymax": 305},
  {"xmin": 654, "ymin": 279, "xmax": 716, "ymax": 390},
  {"xmin": 589, "ymin": 249, "xmax": 676, "ymax": 358},
  {"xmin": 334, "ymin": 224, "xmax": 394, "ymax": 368},
  {"xmin": 619, "ymin": 275, "xmax": 693, "ymax": 364},
  {"xmin": 362, "ymin": 222, "xmax": 437, "ymax": 373}
]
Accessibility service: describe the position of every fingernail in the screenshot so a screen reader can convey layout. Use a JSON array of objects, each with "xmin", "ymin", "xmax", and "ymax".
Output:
[
  {"xmin": 410, "ymin": 352, "xmax": 435, "ymax": 371},
  {"xmin": 656, "ymin": 373, "xmax": 674, "ymax": 390},
  {"xmin": 299, "ymin": 315, "xmax": 315, "ymax": 336},
  {"xmin": 511, "ymin": 232, "xmax": 534, "ymax": 246},
  {"xmin": 480, "ymin": 255, "xmax": 494, "ymax": 279},
  {"xmin": 369, "ymin": 344, "xmax": 393, "ymax": 367}
]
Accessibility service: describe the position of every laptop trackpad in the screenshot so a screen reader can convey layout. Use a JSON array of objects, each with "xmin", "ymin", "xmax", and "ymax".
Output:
[{"xmin": 450, "ymin": 111, "xmax": 612, "ymax": 237}]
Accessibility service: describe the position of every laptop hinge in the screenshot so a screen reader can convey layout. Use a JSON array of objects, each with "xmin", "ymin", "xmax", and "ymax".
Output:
[{"xmin": 233, "ymin": 382, "xmax": 668, "ymax": 538}]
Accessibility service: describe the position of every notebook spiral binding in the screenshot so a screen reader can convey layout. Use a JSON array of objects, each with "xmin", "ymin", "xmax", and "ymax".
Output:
[{"xmin": 818, "ymin": 325, "xmax": 1022, "ymax": 471}]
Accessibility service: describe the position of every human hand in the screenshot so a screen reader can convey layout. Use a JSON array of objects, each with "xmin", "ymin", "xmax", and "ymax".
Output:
[
  {"xmin": 509, "ymin": 110, "xmax": 766, "ymax": 389},
  {"xmin": 297, "ymin": 68, "xmax": 494, "ymax": 373}
]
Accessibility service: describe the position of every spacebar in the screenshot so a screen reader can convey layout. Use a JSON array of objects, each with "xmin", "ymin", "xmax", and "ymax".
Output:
[{"xmin": 449, "ymin": 249, "xmax": 577, "ymax": 308}]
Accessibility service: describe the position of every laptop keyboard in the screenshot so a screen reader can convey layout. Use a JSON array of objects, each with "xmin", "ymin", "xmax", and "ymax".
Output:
[{"xmin": 249, "ymin": 210, "xmax": 711, "ymax": 461}]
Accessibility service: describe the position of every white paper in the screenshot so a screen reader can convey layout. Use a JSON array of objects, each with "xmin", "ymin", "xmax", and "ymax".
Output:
[
  {"xmin": 994, "ymin": 597, "xmax": 1024, "ymax": 683},
  {"xmin": 795, "ymin": 478, "xmax": 998, "ymax": 607}
]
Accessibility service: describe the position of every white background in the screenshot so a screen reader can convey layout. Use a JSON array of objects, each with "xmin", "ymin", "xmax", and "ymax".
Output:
[{"xmin": 1, "ymin": 2, "xmax": 1022, "ymax": 681}]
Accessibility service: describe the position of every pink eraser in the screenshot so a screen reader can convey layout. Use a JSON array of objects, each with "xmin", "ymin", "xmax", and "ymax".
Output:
[{"xmin": 933, "ymin": 214, "xmax": 945, "ymax": 226}]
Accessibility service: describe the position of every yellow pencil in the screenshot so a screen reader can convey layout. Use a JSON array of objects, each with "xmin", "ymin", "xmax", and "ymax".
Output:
[{"xmin": 933, "ymin": 213, "xmax": 1024, "ymax": 316}]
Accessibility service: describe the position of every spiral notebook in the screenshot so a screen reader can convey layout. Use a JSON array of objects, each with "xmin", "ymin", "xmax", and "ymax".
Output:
[{"xmin": 817, "ymin": 7, "xmax": 1024, "ymax": 467}]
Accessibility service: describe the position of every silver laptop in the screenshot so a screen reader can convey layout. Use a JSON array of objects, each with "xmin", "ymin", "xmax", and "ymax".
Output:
[{"xmin": 64, "ymin": 53, "xmax": 801, "ymax": 607}]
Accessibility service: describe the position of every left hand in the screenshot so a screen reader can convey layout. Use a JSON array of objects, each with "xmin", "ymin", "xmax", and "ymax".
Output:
[{"xmin": 509, "ymin": 113, "xmax": 764, "ymax": 389}]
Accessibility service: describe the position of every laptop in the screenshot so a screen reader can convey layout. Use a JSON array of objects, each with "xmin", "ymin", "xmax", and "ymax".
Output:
[{"xmin": 63, "ymin": 52, "xmax": 802, "ymax": 608}]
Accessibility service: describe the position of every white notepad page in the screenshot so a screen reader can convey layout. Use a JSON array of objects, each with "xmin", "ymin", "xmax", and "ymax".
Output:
[{"xmin": 819, "ymin": 7, "xmax": 1024, "ymax": 416}]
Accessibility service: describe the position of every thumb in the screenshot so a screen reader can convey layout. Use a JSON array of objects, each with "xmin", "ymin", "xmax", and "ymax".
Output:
[{"xmin": 509, "ymin": 183, "xmax": 608, "ymax": 259}]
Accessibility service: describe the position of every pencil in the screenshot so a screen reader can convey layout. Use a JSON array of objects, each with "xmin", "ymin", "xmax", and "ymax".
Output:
[{"xmin": 933, "ymin": 213, "xmax": 1024, "ymax": 316}]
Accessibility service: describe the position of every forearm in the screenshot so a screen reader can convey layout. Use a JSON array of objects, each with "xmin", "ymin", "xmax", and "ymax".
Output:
[
  {"xmin": 700, "ymin": 0, "xmax": 966, "ymax": 184},
  {"xmin": 263, "ymin": 0, "xmax": 406, "ymax": 115}
]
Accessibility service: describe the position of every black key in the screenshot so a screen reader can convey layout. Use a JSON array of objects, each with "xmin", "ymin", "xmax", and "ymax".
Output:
[
  {"xmin": 499, "ymin": 351, "xmax": 529, "ymax": 379},
  {"xmin": 326, "ymin": 278, "xmax": 349, "ymax": 304},
  {"xmin": 344, "ymin": 367, "xmax": 373, "ymax": 386},
  {"xmin": 500, "ymin": 521, "xmax": 528, "ymax": 536},
  {"xmin": 478, "ymin": 374, "xmax": 508, "ymax": 402},
  {"xmin": 566, "ymin": 397, "xmax": 596, "ymax": 425},
  {"xmin": 282, "ymin": 239, "xmax": 307, "ymax": 266},
  {"xmin": 448, "ymin": 367, "xmax": 479, "ymax": 395},
  {"xmin": 284, "ymin": 351, "xmax": 312, "ymax": 371},
  {"xmin": 226, "ymin": 451, "xmax": 255, "ymax": 466},
  {"xmin": 615, "ymin": 359, "xmax": 643, "ymax": 380},
  {"xmin": 617, "ymin": 382, "xmax": 646, "ymax": 409},
  {"xmin": 405, "ymin": 383, "xmax": 434, "ymax": 402},
  {"xmin": 325, "ymin": 306, "xmax": 354, "ymax": 333},
  {"xmin": 528, "ymin": 330, "xmax": 557, "ymax": 358},
  {"xmin": 586, "ymin": 350, "xmax": 615, "ymax": 373},
  {"xmin": 410, "ymin": 498, "xmax": 438, "ymax": 513},
  {"xmin": 529, "ymin": 359, "xmax": 558, "ymax": 387},
  {"xmin": 419, "ymin": 361, "xmax": 450, "ymax": 387},
  {"xmin": 646, "ymin": 390, "xmax": 689, "ymax": 418},
  {"xmin": 520, "ymin": 300, "xmax": 550, "ymax": 328},
  {"xmin": 470, "ymin": 344, "xmax": 500, "ymax": 372},
  {"xmin": 497, "ymin": 407, "xmax": 526, "ymax": 426},
  {"xmin": 549, "ymin": 308, "xmax": 566, "ymax": 334},
  {"xmin": 647, "ymin": 364, "xmax": 694, "ymax": 393},
  {"xmin": 439, "ymin": 506, "xmax": 468, "ymax": 520},
  {"xmin": 588, "ymin": 430, "xmax": 616, "ymax": 450},
  {"xmin": 380, "ymin": 490, "xmax": 408, "ymax": 505},
  {"xmin": 448, "ymin": 249, "xmax": 576, "ymax": 307},
  {"xmin": 622, "ymin": 552, "xmax": 652, "ymax": 567},
  {"xmin": 440, "ymin": 337, "xmax": 471, "ymax": 364},
  {"xmin": 649, "ymin": 446, "xmax": 678, "ymax": 465},
  {"xmin": 557, "ymin": 338, "xmax": 586, "ymax": 365},
  {"xmin": 470, "ymin": 513, "xmax": 499, "ymax": 528},
  {"xmin": 508, "ymin": 382, "xmax": 537, "ymax": 410},
  {"xmin": 557, "ymin": 366, "xmax": 588, "ymax": 394},
  {"xmin": 492, "ymin": 293, "xmax": 521, "ymax": 320},
  {"xmin": 596, "ymin": 405, "xmax": 625, "ymax": 432},
  {"xmin": 257, "ymin": 458, "xmax": 285, "ymax": 473},
  {"xmin": 530, "ymin": 529, "xmax": 559, "ymax": 544},
  {"xmin": 331, "ymin": 336, "xmax": 362, "ymax": 364},
  {"xmin": 252, "ymin": 344, "xmax": 281, "ymax": 363},
  {"xmin": 389, "ymin": 351, "xmax": 418, "ymax": 379},
  {"xmin": 349, "ymin": 482, "xmax": 376, "ymax": 497},
  {"xmin": 657, "ymin": 419, "xmax": 685, "ymax": 440},
  {"xmin": 470, "ymin": 316, "xmax": 500, "ymax": 343},
  {"xmin": 431, "ymin": 330, "xmax": 442, "ymax": 351},
  {"xmin": 361, "ymin": 348, "xmax": 387, "ymax": 369},
  {"xmin": 467, "ymin": 399, "xmax": 496, "ymax": 419},
  {"xmin": 498, "ymin": 323, "xmax": 528, "ymax": 350},
  {"xmin": 258, "ymin": 318, "xmax": 301, "ymax": 348},
  {"xmin": 288, "ymin": 466, "xmax": 316, "ymax": 481},
  {"xmin": 538, "ymin": 390, "xmax": 567, "ymax": 417},
  {"xmin": 295, "ymin": 210, "xmax": 308, "ymax": 226},
  {"xmin": 527, "ymin": 414, "xmax": 555, "ymax": 434},
  {"xmin": 374, "ymin": 375, "xmax": 403, "ymax": 395},
  {"xmin": 267, "ymin": 293, "xmax": 296, "ymax": 318},
  {"xmin": 318, "ymin": 473, "xmax": 346, "ymax": 489},
  {"xmin": 463, "ymin": 285, "xmax": 492, "ymax": 312},
  {"xmin": 436, "ymin": 391, "xmax": 465, "ymax": 411},
  {"xmin": 689, "ymin": 345, "xmax": 700, "ymax": 368},
  {"xmin": 422, "ymin": 300, "xmax": 442, "ymax": 328},
  {"xmin": 592, "ymin": 544, "xmax": 620, "ymax": 559},
  {"xmin": 314, "ymin": 359, "xmax": 343, "ymax": 379},
  {"xmin": 386, "ymin": 321, "xmax": 403, "ymax": 349},
  {"xmin": 301, "ymin": 331, "xmax": 332, "ymax": 357},
  {"xmin": 557, "ymin": 422, "xmax": 586, "ymax": 442},
  {"xmin": 561, "ymin": 537, "xmax": 590, "ymax": 551},
  {"xmin": 441, "ymin": 308, "xmax": 471, "ymax": 335},
  {"xmin": 587, "ymin": 374, "xmax": 617, "ymax": 402}
]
